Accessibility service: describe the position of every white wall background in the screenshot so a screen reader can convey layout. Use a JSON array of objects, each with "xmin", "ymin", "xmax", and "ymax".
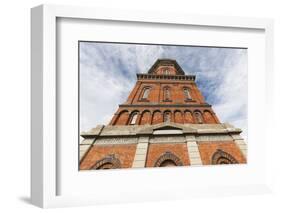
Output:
[{"xmin": 0, "ymin": 0, "xmax": 280, "ymax": 212}]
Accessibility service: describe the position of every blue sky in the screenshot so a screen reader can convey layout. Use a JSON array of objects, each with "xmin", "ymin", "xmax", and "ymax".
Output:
[{"xmin": 80, "ymin": 42, "xmax": 248, "ymax": 139}]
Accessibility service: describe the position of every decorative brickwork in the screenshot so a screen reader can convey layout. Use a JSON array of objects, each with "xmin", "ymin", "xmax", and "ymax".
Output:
[
  {"xmin": 91, "ymin": 154, "xmax": 121, "ymax": 169},
  {"xmin": 145, "ymin": 143, "xmax": 190, "ymax": 167},
  {"xmin": 154, "ymin": 151, "xmax": 183, "ymax": 167},
  {"xmin": 79, "ymin": 58, "xmax": 247, "ymax": 170},
  {"xmin": 211, "ymin": 149, "xmax": 238, "ymax": 165},
  {"xmin": 198, "ymin": 141, "xmax": 246, "ymax": 165},
  {"xmin": 80, "ymin": 144, "xmax": 137, "ymax": 170},
  {"xmin": 109, "ymin": 59, "xmax": 219, "ymax": 126}
]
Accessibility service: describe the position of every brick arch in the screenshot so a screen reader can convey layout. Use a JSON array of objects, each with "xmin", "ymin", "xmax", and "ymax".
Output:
[
  {"xmin": 128, "ymin": 110, "xmax": 140, "ymax": 125},
  {"xmin": 91, "ymin": 154, "xmax": 121, "ymax": 170},
  {"xmin": 211, "ymin": 149, "xmax": 238, "ymax": 165},
  {"xmin": 114, "ymin": 110, "xmax": 129, "ymax": 125},
  {"xmin": 139, "ymin": 110, "xmax": 152, "ymax": 125},
  {"xmin": 174, "ymin": 110, "xmax": 184, "ymax": 124},
  {"xmin": 184, "ymin": 110, "xmax": 194, "ymax": 123},
  {"xmin": 203, "ymin": 110, "xmax": 216, "ymax": 124},
  {"xmin": 193, "ymin": 110, "xmax": 204, "ymax": 124},
  {"xmin": 154, "ymin": 152, "xmax": 183, "ymax": 167},
  {"xmin": 152, "ymin": 110, "xmax": 163, "ymax": 124}
]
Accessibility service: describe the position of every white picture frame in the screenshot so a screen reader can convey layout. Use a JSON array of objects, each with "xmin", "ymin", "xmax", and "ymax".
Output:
[{"xmin": 31, "ymin": 4, "xmax": 274, "ymax": 208}]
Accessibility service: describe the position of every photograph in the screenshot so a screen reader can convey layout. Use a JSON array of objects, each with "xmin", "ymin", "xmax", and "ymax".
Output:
[{"xmin": 78, "ymin": 41, "xmax": 248, "ymax": 170}]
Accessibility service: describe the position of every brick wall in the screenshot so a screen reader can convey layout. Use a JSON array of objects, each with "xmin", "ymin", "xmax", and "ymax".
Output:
[
  {"xmin": 109, "ymin": 78, "xmax": 220, "ymax": 126},
  {"xmin": 145, "ymin": 143, "xmax": 190, "ymax": 167},
  {"xmin": 140, "ymin": 111, "xmax": 151, "ymax": 125},
  {"xmin": 80, "ymin": 144, "xmax": 137, "ymax": 170},
  {"xmin": 130, "ymin": 80, "xmax": 205, "ymax": 105},
  {"xmin": 198, "ymin": 141, "xmax": 246, "ymax": 165}
]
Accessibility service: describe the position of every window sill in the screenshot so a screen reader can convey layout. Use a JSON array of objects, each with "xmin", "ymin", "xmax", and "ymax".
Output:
[
  {"xmin": 184, "ymin": 99, "xmax": 195, "ymax": 102},
  {"xmin": 163, "ymin": 99, "xmax": 172, "ymax": 102},
  {"xmin": 138, "ymin": 98, "xmax": 150, "ymax": 102}
]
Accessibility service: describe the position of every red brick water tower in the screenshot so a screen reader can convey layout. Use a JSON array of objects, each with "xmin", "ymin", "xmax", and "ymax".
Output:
[{"xmin": 80, "ymin": 59, "xmax": 247, "ymax": 170}]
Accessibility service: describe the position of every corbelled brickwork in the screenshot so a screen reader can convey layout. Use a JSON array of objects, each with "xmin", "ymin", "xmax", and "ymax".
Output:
[
  {"xmin": 80, "ymin": 144, "xmax": 137, "ymax": 170},
  {"xmin": 79, "ymin": 59, "xmax": 247, "ymax": 170}
]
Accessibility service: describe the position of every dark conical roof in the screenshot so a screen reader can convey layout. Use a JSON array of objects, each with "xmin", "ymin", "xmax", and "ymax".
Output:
[{"xmin": 147, "ymin": 59, "xmax": 185, "ymax": 75}]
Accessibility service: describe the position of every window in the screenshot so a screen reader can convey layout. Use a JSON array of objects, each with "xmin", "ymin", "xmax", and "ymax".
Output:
[
  {"xmin": 96, "ymin": 163, "xmax": 114, "ymax": 169},
  {"xmin": 164, "ymin": 112, "xmax": 171, "ymax": 122},
  {"xmin": 164, "ymin": 87, "xmax": 171, "ymax": 101},
  {"xmin": 163, "ymin": 69, "xmax": 170, "ymax": 75},
  {"xmin": 91, "ymin": 154, "xmax": 121, "ymax": 170},
  {"xmin": 211, "ymin": 149, "xmax": 238, "ymax": 165},
  {"xmin": 194, "ymin": 112, "xmax": 203, "ymax": 124},
  {"xmin": 183, "ymin": 88, "xmax": 192, "ymax": 100},
  {"xmin": 154, "ymin": 152, "xmax": 183, "ymax": 167},
  {"xmin": 130, "ymin": 113, "xmax": 138, "ymax": 125},
  {"xmin": 159, "ymin": 160, "xmax": 177, "ymax": 167},
  {"xmin": 142, "ymin": 87, "xmax": 150, "ymax": 99}
]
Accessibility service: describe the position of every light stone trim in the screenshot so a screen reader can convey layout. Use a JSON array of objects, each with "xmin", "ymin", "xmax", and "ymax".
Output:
[
  {"xmin": 231, "ymin": 134, "xmax": 243, "ymax": 140},
  {"xmin": 149, "ymin": 136, "xmax": 185, "ymax": 144},
  {"xmin": 234, "ymin": 139, "xmax": 247, "ymax": 158},
  {"xmin": 185, "ymin": 137, "xmax": 203, "ymax": 166},
  {"xmin": 153, "ymin": 129, "xmax": 183, "ymax": 135},
  {"xmin": 230, "ymin": 134, "xmax": 247, "ymax": 158},
  {"xmin": 196, "ymin": 134, "xmax": 233, "ymax": 142},
  {"xmin": 132, "ymin": 137, "xmax": 149, "ymax": 168},
  {"xmin": 185, "ymin": 135, "xmax": 196, "ymax": 142},
  {"xmin": 94, "ymin": 137, "xmax": 138, "ymax": 145},
  {"xmin": 79, "ymin": 139, "xmax": 95, "ymax": 160}
]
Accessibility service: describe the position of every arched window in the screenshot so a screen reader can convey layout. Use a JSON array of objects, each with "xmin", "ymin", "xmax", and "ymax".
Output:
[
  {"xmin": 154, "ymin": 152, "xmax": 183, "ymax": 167},
  {"xmin": 159, "ymin": 160, "xmax": 177, "ymax": 167},
  {"xmin": 96, "ymin": 163, "xmax": 114, "ymax": 169},
  {"xmin": 164, "ymin": 111, "xmax": 171, "ymax": 122},
  {"xmin": 91, "ymin": 154, "xmax": 121, "ymax": 170},
  {"xmin": 163, "ymin": 87, "xmax": 171, "ymax": 101},
  {"xmin": 183, "ymin": 88, "xmax": 192, "ymax": 100},
  {"xmin": 142, "ymin": 87, "xmax": 150, "ymax": 99},
  {"xmin": 211, "ymin": 149, "xmax": 238, "ymax": 165},
  {"xmin": 194, "ymin": 111, "xmax": 203, "ymax": 124},
  {"xmin": 129, "ymin": 112, "xmax": 138, "ymax": 125}
]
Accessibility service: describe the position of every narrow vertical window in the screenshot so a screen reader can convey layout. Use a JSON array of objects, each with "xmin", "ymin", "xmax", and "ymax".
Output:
[
  {"xmin": 130, "ymin": 113, "xmax": 138, "ymax": 125},
  {"xmin": 164, "ymin": 69, "xmax": 170, "ymax": 75},
  {"xmin": 142, "ymin": 87, "xmax": 150, "ymax": 99},
  {"xmin": 164, "ymin": 112, "xmax": 171, "ymax": 122},
  {"xmin": 194, "ymin": 112, "xmax": 203, "ymax": 124},
  {"xmin": 184, "ymin": 88, "xmax": 192, "ymax": 100},
  {"xmin": 164, "ymin": 87, "xmax": 170, "ymax": 101}
]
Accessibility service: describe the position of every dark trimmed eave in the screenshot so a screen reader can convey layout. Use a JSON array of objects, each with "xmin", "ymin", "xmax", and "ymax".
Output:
[
  {"xmin": 119, "ymin": 103, "xmax": 212, "ymax": 108},
  {"xmin": 137, "ymin": 73, "xmax": 196, "ymax": 81}
]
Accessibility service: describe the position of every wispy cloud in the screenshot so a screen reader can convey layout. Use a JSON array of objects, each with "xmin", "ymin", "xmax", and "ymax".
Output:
[{"xmin": 80, "ymin": 42, "xmax": 247, "ymax": 139}]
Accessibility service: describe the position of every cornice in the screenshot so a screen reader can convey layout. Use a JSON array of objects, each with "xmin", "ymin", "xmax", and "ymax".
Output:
[
  {"xmin": 136, "ymin": 73, "xmax": 196, "ymax": 81},
  {"xmin": 119, "ymin": 103, "xmax": 212, "ymax": 108}
]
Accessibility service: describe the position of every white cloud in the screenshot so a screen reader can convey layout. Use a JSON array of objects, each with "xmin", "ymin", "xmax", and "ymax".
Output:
[{"xmin": 212, "ymin": 49, "xmax": 248, "ymax": 139}]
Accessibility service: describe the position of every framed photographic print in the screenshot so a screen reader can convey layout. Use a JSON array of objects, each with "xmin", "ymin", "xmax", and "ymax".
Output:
[{"xmin": 31, "ymin": 4, "xmax": 274, "ymax": 208}]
